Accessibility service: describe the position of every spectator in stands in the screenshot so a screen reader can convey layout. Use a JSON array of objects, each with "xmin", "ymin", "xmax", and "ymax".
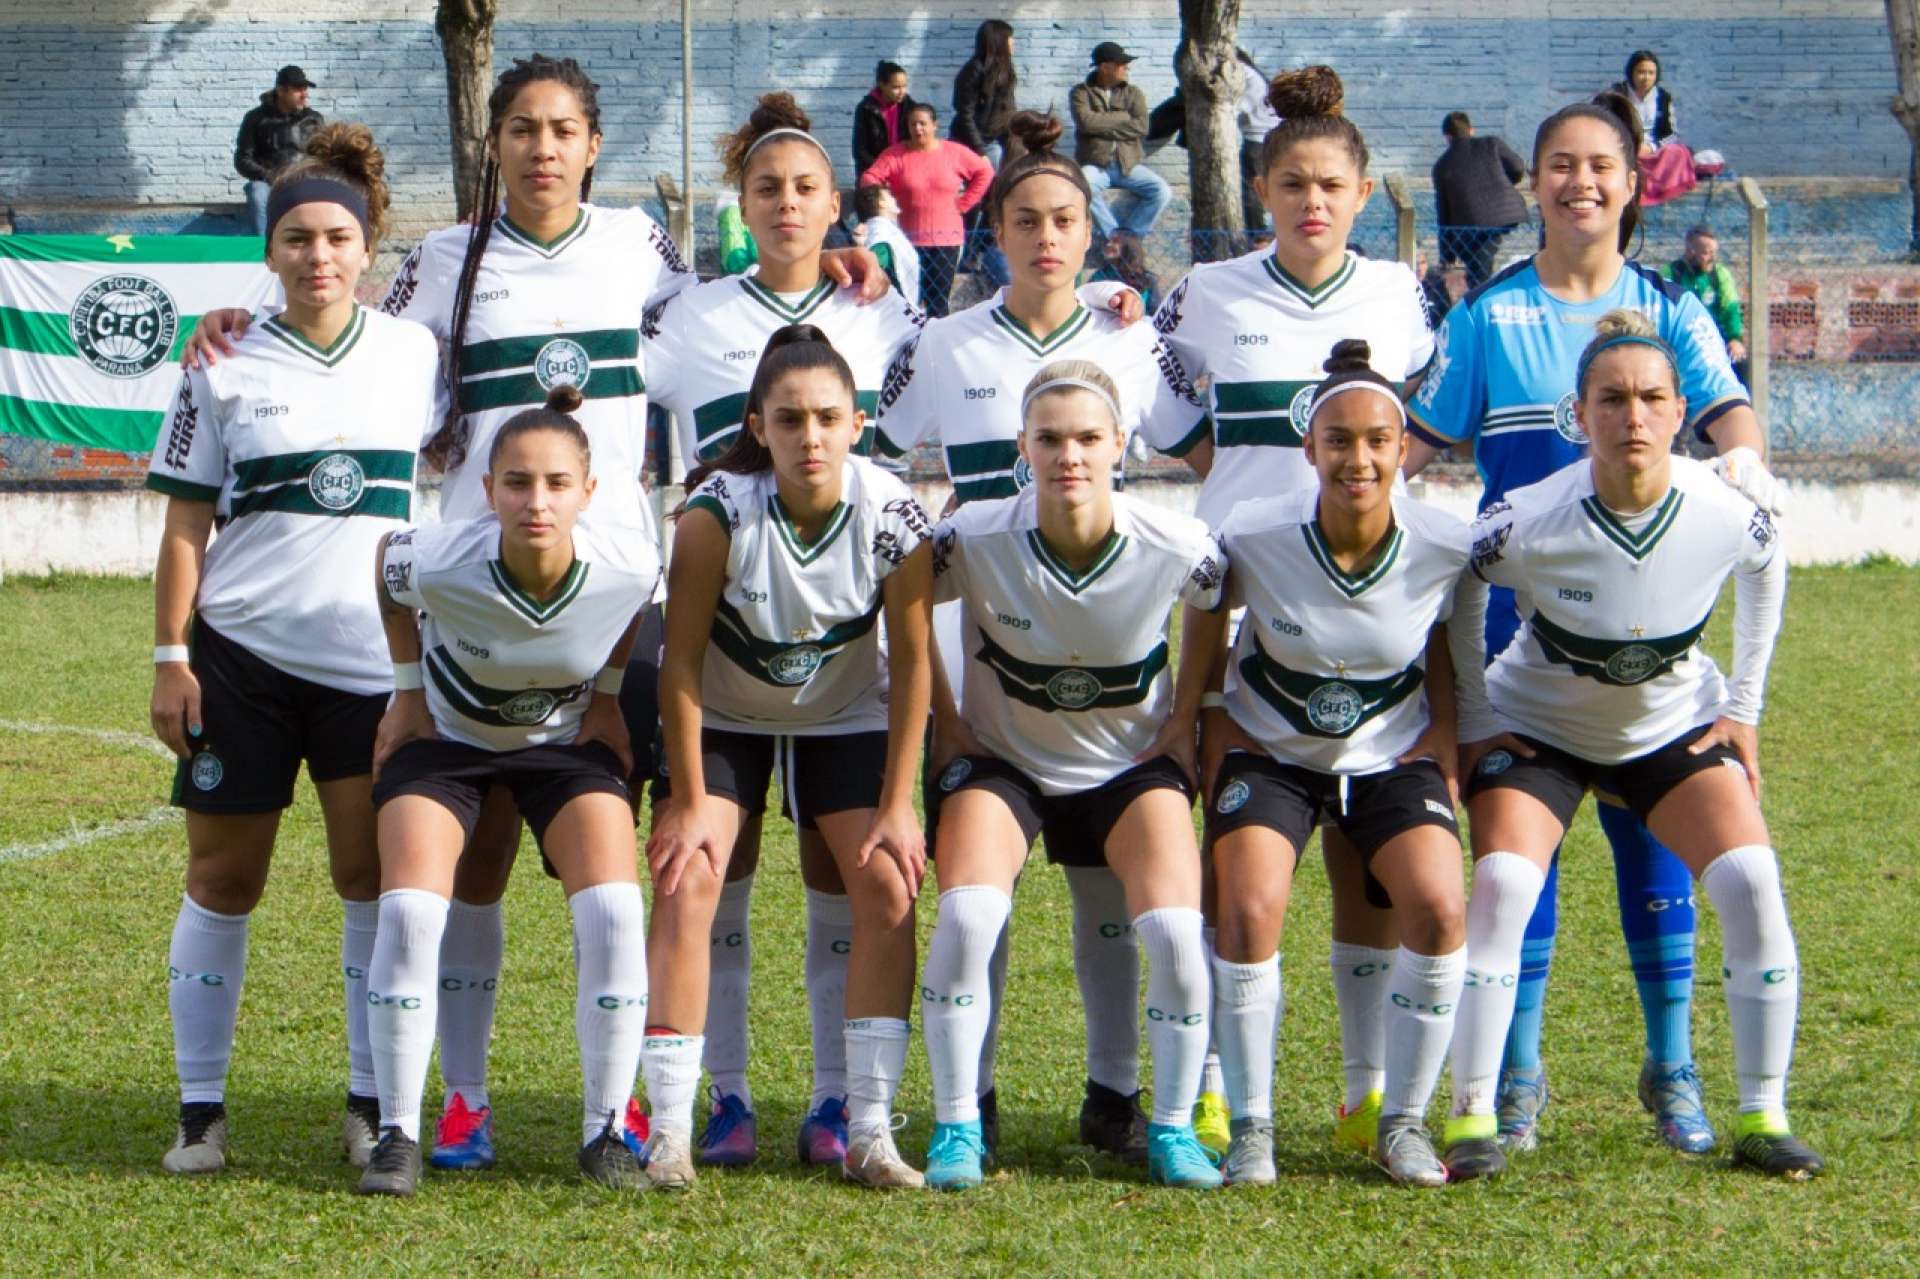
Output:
[
  {"xmin": 853, "ymin": 182, "xmax": 921, "ymax": 306},
  {"xmin": 860, "ymin": 102, "xmax": 994, "ymax": 317},
  {"xmin": 1236, "ymin": 48, "xmax": 1278, "ymax": 236},
  {"xmin": 854, "ymin": 60, "xmax": 918, "ymax": 177},
  {"xmin": 234, "ymin": 66, "xmax": 323, "ymax": 237},
  {"xmin": 952, "ymin": 20, "xmax": 1018, "ymax": 286},
  {"xmin": 1610, "ymin": 50, "xmax": 1696, "ymax": 205},
  {"xmin": 1664, "ymin": 225, "xmax": 1749, "ymax": 382},
  {"xmin": 1070, "ymin": 41, "xmax": 1170, "ymax": 248},
  {"xmin": 1432, "ymin": 110, "xmax": 1527, "ymax": 291},
  {"xmin": 1089, "ymin": 230, "xmax": 1159, "ymax": 309}
]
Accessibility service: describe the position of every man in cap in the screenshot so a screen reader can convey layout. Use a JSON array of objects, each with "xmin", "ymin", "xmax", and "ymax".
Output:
[
  {"xmin": 235, "ymin": 66, "xmax": 325, "ymax": 236},
  {"xmin": 1069, "ymin": 41, "xmax": 1171, "ymax": 247}
]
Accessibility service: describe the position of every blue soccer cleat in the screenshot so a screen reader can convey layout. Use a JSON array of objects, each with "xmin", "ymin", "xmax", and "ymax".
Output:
[
  {"xmin": 1146, "ymin": 1123, "xmax": 1224, "ymax": 1190},
  {"xmin": 924, "ymin": 1119, "xmax": 985, "ymax": 1192}
]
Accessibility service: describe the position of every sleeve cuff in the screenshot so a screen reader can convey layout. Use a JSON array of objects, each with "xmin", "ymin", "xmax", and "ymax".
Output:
[
  {"xmin": 1690, "ymin": 394, "xmax": 1747, "ymax": 443},
  {"xmin": 146, "ymin": 474, "xmax": 220, "ymax": 502},
  {"xmin": 682, "ymin": 493, "xmax": 731, "ymax": 532},
  {"xmin": 1165, "ymin": 415, "xmax": 1210, "ymax": 458},
  {"xmin": 1406, "ymin": 416, "xmax": 1459, "ymax": 451},
  {"xmin": 872, "ymin": 428, "xmax": 909, "ymax": 460}
]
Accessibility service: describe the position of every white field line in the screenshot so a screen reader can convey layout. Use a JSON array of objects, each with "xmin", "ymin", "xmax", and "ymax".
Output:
[{"xmin": 0, "ymin": 719, "xmax": 180, "ymax": 864}]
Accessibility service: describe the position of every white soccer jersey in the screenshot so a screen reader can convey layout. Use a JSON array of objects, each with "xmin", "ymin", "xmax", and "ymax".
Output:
[
  {"xmin": 932, "ymin": 490, "xmax": 1226, "ymax": 793},
  {"xmin": 644, "ymin": 273, "xmax": 923, "ymax": 472},
  {"xmin": 683, "ymin": 457, "xmax": 932, "ymax": 735},
  {"xmin": 146, "ymin": 305, "xmax": 439, "ymax": 695},
  {"xmin": 1149, "ymin": 247, "xmax": 1434, "ymax": 526},
  {"xmin": 380, "ymin": 514, "xmax": 661, "ymax": 751},
  {"xmin": 1219, "ymin": 488, "xmax": 1473, "ymax": 775},
  {"xmin": 875, "ymin": 288, "xmax": 1204, "ymax": 505},
  {"xmin": 1460, "ymin": 456, "xmax": 1783, "ymax": 763},
  {"xmin": 380, "ymin": 203, "xmax": 695, "ymax": 522}
]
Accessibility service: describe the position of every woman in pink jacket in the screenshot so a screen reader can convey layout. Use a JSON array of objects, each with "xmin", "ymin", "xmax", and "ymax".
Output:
[{"xmin": 860, "ymin": 103, "xmax": 994, "ymax": 317}]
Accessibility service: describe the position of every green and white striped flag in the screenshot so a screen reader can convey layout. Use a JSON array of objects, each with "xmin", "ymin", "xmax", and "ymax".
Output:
[{"xmin": 0, "ymin": 235, "xmax": 276, "ymax": 451}]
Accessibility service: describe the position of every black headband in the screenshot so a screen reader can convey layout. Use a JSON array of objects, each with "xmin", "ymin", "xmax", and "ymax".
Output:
[{"xmin": 265, "ymin": 177, "xmax": 372, "ymax": 244}]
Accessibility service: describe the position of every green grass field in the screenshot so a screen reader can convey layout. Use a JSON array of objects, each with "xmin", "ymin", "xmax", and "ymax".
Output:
[{"xmin": 0, "ymin": 568, "xmax": 1915, "ymax": 1276}]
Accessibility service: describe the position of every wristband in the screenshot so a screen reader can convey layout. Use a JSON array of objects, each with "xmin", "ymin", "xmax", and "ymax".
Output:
[
  {"xmin": 392, "ymin": 661, "xmax": 424, "ymax": 691},
  {"xmin": 1200, "ymin": 692, "xmax": 1228, "ymax": 711},
  {"xmin": 593, "ymin": 666, "xmax": 626, "ymax": 695},
  {"xmin": 154, "ymin": 645, "xmax": 190, "ymax": 665}
]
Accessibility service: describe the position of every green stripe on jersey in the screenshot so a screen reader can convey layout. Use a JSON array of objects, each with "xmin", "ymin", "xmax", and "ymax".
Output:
[
  {"xmin": 710, "ymin": 597, "xmax": 880, "ymax": 687},
  {"xmin": 457, "ymin": 364, "xmax": 642, "ymax": 414},
  {"xmin": 1238, "ymin": 646, "xmax": 1424, "ymax": 738},
  {"xmin": 458, "ymin": 328, "xmax": 640, "ymax": 377},
  {"xmin": 974, "ymin": 631, "xmax": 1167, "ymax": 712},
  {"xmin": 232, "ymin": 448, "xmax": 415, "ymax": 492},
  {"xmin": 425, "ymin": 646, "xmax": 589, "ymax": 726},
  {"xmin": 227, "ymin": 482, "xmax": 411, "ymax": 521},
  {"xmin": 945, "ymin": 438, "xmax": 1019, "ymax": 479},
  {"xmin": 1528, "ymin": 608, "xmax": 1708, "ymax": 686},
  {"xmin": 1579, "ymin": 490, "xmax": 1684, "ymax": 561}
]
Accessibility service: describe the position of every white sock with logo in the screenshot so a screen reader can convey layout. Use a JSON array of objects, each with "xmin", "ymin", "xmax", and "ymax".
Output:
[
  {"xmin": 340, "ymin": 898, "xmax": 378, "ymax": 1098},
  {"xmin": 1701, "ymin": 846, "xmax": 1800, "ymax": 1118},
  {"xmin": 168, "ymin": 894, "xmax": 249, "ymax": 1105},
  {"xmin": 704, "ymin": 875, "xmax": 754, "ymax": 1110},
  {"xmin": 1065, "ymin": 866, "xmax": 1141, "ymax": 1095},
  {"xmin": 368, "ymin": 888, "xmax": 450, "ymax": 1141},
  {"xmin": 437, "ymin": 897, "xmax": 503, "ymax": 1112},
  {"xmin": 923, "ymin": 886, "xmax": 1011, "ymax": 1125},
  {"xmin": 1135, "ymin": 907, "xmax": 1209, "ymax": 1128},
  {"xmin": 1329, "ymin": 940, "xmax": 1395, "ymax": 1109},
  {"xmin": 571, "ymin": 883, "xmax": 649, "ymax": 1145},
  {"xmin": 1449, "ymin": 853, "xmax": 1546, "ymax": 1122},
  {"xmin": 641, "ymin": 1032, "xmax": 706, "ymax": 1140},
  {"xmin": 1382, "ymin": 945, "xmax": 1466, "ymax": 1121},
  {"xmin": 1210, "ymin": 951, "xmax": 1281, "ymax": 1123},
  {"xmin": 846, "ymin": 1016, "xmax": 911, "ymax": 1135},
  {"xmin": 804, "ymin": 888, "xmax": 852, "ymax": 1109}
]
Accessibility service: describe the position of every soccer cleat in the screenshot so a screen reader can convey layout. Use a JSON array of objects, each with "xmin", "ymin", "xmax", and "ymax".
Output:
[
  {"xmin": 796, "ymin": 1095, "xmax": 849, "ymax": 1166},
  {"xmin": 357, "ymin": 1126, "xmax": 422, "ymax": 1196},
  {"xmin": 1146, "ymin": 1123, "xmax": 1224, "ymax": 1190},
  {"xmin": 1078, "ymin": 1079, "xmax": 1149, "ymax": 1165},
  {"xmin": 978, "ymin": 1087, "xmax": 1000, "ymax": 1162},
  {"xmin": 622, "ymin": 1097, "xmax": 651, "ymax": 1164},
  {"xmin": 1495, "ymin": 1065, "xmax": 1548, "ymax": 1153},
  {"xmin": 696, "ymin": 1089, "xmax": 758, "ymax": 1167},
  {"xmin": 1442, "ymin": 1116, "xmax": 1507, "ymax": 1181},
  {"xmin": 1375, "ymin": 1117, "xmax": 1448, "ymax": 1188},
  {"xmin": 1731, "ymin": 1113, "xmax": 1824, "ymax": 1180},
  {"xmin": 844, "ymin": 1118, "xmax": 926, "ymax": 1189},
  {"xmin": 1221, "ymin": 1117, "xmax": 1277, "ymax": 1186},
  {"xmin": 924, "ymin": 1119, "xmax": 986, "ymax": 1192},
  {"xmin": 343, "ymin": 1092, "xmax": 381, "ymax": 1169},
  {"xmin": 161, "ymin": 1101, "xmax": 229, "ymax": 1174},
  {"xmin": 1332, "ymin": 1090, "xmax": 1383, "ymax": 1154},
  {"xmin": 578, "ymin": 1113, "xmax": 648, "ymax": 1189},
  {"xmin": 1192, "ymin": 1090, "xmax": 1232, "ymax": 1158},
  {"xmin": 642, "ymin": 1126, "xmax": 697, "ymax": 1191},
  {"xmin": 1637, "ymin": 1061, "xmax": 1717, "ymax": 1154},
  {"xmin": 429, "ymin": 1092, "xmax": 496, "ymax": 1171}
]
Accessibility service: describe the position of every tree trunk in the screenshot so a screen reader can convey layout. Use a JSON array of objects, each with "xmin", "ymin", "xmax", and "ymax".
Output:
[
  {"xmin": 1890, "ymin": 0, "xmax": 1920, "ymax": 255},
  {"xmin": 1178, "ymin": 0, "xmax": 1245, "ymax": 262},
  {"xmin": 436, "ymin": 0, "xmax": 497, "ymax": 222}
]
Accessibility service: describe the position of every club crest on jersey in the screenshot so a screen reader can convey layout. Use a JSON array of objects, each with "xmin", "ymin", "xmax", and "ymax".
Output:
[
  {"xmin": 534, "ymin": 337, "xmax": 591, "ymax": 392},
  {"xmin": 69, "ymin": 273, "xmax": 180, "ymax": 378},
  {"xmin": 939, "ymin": 758, "xmax": 973, "ymax": 792},
  {"xmin": 1012, "ymin": 456, "xmax": 1035, "ymax": 490},
  {"xmin": 499, "ymin": 689, "xmax": 559, "ymax": 725},
  {"xmin": 1478, "ymin": 749, "xmax": 1513, "ymax": 777},
  {"xmin": 190, "ymin": 751, "xmax": 224, "ymax": 791},
  {"xmin": 1553, "ymin": 392, "xmax": 1587, "ymax": 444},
  {"xmin": 1288, "ymin": 383, "xmax": 1315, "ymax": 429},
  {"xmin": 768, "ymin": 645, "xmax": 824, "ymax": 686},
  {"xmin": 1044, "ymin": 668, "xmax": 1101, "ymax": 710},
  {"xmin": 308, "ymin": 453, "xmax": 366, "ymax": 510},
  {"xmin": 1216, "ymin": 778, "xmax": 1251, "ymax": 815},
  {"xmin": 1603, "ymin": 643, "xmax": 1663, "ymax": 684},
  {"xmin": 1305, "ymin": 681, "xmax": 1364, "ymax": 734}
]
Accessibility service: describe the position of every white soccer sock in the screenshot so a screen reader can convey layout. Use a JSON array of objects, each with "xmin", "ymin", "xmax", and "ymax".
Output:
[
  {"xmin": 923, "ymin": 886, "xmax": 1011, "ymax": 1125},
  {"xmin": 368, "ymin": 888, "xmax": 450, "ymax": 1141},
  {"xmin": 1210, "ymin": 952, "xmax": 1281, "ymax": 1124},
  {"xmin": 1448, "ymin": 854, "xmax": 1546, "ymax": 1121},
  {"xmin": 977, "ymin": 920, "xmax": 1009, "ymax": 1097},
  {"xmin": 804, "ymin": 888, "xmax": 852, "ymax": 1108},
  {"xmin": 1199, "ymin": 925, "xmax": 1225, "ymax": 1098},
  {"xmin": 1065, "ymin": 866, "xmax": 1141, "ymax": 1095},
  {"xmin": 640, "ymin": 1031, "xmax": 705, "ymax": 1140},
  {"xmin": 571, "ymin": 882, "xmax": 650, "ymax": 1145},
  {"xmin": 704, "ymin": 875, "xmax": 754, "ymax": 1109},
  {"xmin": 1701, "ymin": 845, "xmax": 1800, "ymax": 1117},
  {"xmin": 341, "ymin": 898, "xmax": 378, "ymax": 1098},
  {"xmin": 1329, "ymin": 940, "xmax": 1396, "ymax": 1108},
  {"xmin": 168, "ymin": 894, "xmax": 249, "ymax": 1105},
  {"xmin": 437, "ymin": 897, "xmax": 503, "ymax": 1112},
  {"xmin": 1135, "ymin": 907, "xmax": 1210, "ymax": 1128},
  {"xmin": 1382, "ymin": 945, "xmax": 1467, "ymax": 1122},
  {"xmin": 846, "ymin": 1016, "xmax": 911, "ymax": 1134}
]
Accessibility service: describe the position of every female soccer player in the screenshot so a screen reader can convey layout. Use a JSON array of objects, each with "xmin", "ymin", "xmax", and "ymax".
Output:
[
  {"xmin": 146, "ymin": 123, "xmax": 438, "ymax": 1174},
  {"xmin": 1198, "ymin": 341, "xmax": 1474, "ymax": 1189},
  {"xmin": 359, "ymin": 383, "xmax": 662, "ymax": 1196},
  {"xmin": 1442, "ymin": 311, "xmax": 1819, "ymax": 1181},
  {"xmin": 1405, "ymin": 93, "xmax": 1782, "ymax": 1156},
  {"xmin": 1144, "ymin": 65, "xmax": 1438, "ymax": 1156},
  {"xmin": 642, "ymin": 326, "xmax": 934, "ymax": 1191},
  {"xmin": 919, "ymin": 360, "xmax": 1226, "ymax": 1192},
  {"xmin": 876, "ymin": 109, "xmax": 1204, "ymax": 1165}
]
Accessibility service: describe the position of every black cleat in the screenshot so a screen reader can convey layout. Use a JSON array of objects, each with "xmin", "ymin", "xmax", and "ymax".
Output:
[
  {"xmin": 357, "ymin": 1126, "xmax": 422, "ymax": 1196},
  {"xmin": 978, "ymin": 1087, "xmax": 1000, "ymax": 1163},
  {"xmin": 1732, "ymin": 1130, "xmax": 1825, "ymax": 1180},
  {"xmin": 1442, "ymin": 1135, "xmax": 1508, "ymax": 1181},
  {"xmin": 578, "ymin": 1115, "xmax": 648, "ymax": 1189},
  {"xmin": 162, "ymin": 1101, "xmax": 229, "ymax": 1174},
  {"xmin": 1079, "ymin": 1079, "xmax": 1150, "ymax": 1166}
]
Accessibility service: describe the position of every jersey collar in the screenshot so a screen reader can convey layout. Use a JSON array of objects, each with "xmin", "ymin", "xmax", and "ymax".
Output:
[
  {"xmin": 740, "ymin": 274, "xmax": 835, "ymax": 324},
  {"xmin": 261, "ymin": 305, "xmax": 366, "ymax": 368},
  {"xmin": 496, "ymin": 208, "xmax": 591, "ymax": 259},
  {"xmin": 1262, "ymin": 251, "xmax": 1356, "ymax": 310},
  {"xmin": 1301, "ymin": 509, "xmax": 1402, "ymax": 598},
  {"xmin": 769, "ymin": 493, "xmax": 851, "ymax": 565},
  {"xmin": 1026, "ymin": 524, "xmax": 1127, "ymax": 595},
  {"xmin": 990, "ymin": 301, "xmax": 1091, "ymax": 357},
  {"xmin": 488, "ymin": 550, "xmax": 589, "ymax": 624},
  {"xmin": 1580, "ymin": 485, "xmax": 1684, "ymax": 561}
]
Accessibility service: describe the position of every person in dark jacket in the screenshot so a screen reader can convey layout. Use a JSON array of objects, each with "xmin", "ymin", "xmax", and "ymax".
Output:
[
  {"xmin": 1070, "ymin": 41, "xmax": 1169, "ymax": 244},
  {"xmin": 853, "ymin": 61, "xmax": 918, "ymax": 177},
  {"xmin": 234, "ymin": 66, "xmax": 324, "ymax": 236},
  {"xmin": 952, "ymin": 20, "xmax": 1017, "ymax": 284},
  {"xmin": 1431, "ymin": 111, "xmax": 1527, "ymax": 290}
]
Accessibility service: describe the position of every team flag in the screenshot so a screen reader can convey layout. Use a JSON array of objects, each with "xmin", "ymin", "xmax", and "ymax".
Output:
[{"xmin": 0, "ymin": 235, "xmax": 276, "ymax": 452}]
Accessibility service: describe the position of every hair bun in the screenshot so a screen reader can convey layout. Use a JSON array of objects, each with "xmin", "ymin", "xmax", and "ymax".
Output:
[
  {"xmin": 748, "ymin": 91, "xmax": 812, "ymax": 136},
  {"xmin": 1590, "ymin": 308, "xmax": 1657, "ymax": 342},
  {"xmin": 764, "ymin": 322, "xmax": 834, "ymax": 356},
  {"xmin": 1006, "ymin": 110, "xmax": 1063, "ymax": 155},
  {"xmin": 304, "ymin": 122, "xmax": 384, "ymax": 187},
  {"xmin": 1322, "ymin": 338, "xmax": 1373, "ymax": 375},
  {"xmin": 544, "ymin": 382, "xmax": 585, "ymax": 415},
  {"xmin": 1267, "ymin": 65, "xmax": 1344, "ymax": 120}
]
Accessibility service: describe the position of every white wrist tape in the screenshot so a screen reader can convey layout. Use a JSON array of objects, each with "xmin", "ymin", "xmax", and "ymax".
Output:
[
  {"xmin": 392, "ymin": 661, "xmax": 424, "ymax": 691},
  {"xmin": 154, "ymin": 645, "xmax": 190, "ymax": 665}
]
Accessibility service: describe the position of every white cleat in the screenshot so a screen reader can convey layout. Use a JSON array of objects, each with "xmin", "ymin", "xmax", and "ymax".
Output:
[
  {"xmin": 162, "ymin": 1104, "xmax": 229, "ymax": 1174},
  {"xmin": 1376, "ymin": 1118, "xmax": 1448, "ymax": 1188},
  {"xmin": 643, "ymin": 1127, "xmax": 698, "ymax": 1191},
  {"xmin": 1222, "ymin": 1118, "xmax": 1277, "ymax": 1186},
  {"xmin": 844, "ymin": 1120, "xmax": 926, "ymax": 1189}
]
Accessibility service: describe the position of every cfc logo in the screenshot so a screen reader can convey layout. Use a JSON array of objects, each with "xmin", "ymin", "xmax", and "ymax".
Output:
[
  {"xmin": 308, "ymin": 453, "xmax": 366, "ymax": 511},
  {"xmin": 1305, "ymin": 681, "xmax": 1364, "ymax": 735},
  {"xmin": 190, "ymin": 751, "xmax": 224, "ymax": 792},
  {"xmin": 1044, "ymin": 668, "xmax": 1101, "ymax": 710},
  {"xmin": 534, "ymin": 337, "xmax": 591, "ymax": 391},
  {"xmin": 768, "ymin": 645, "xmax": 824, "ymax": 686},
  {"xmin": 1553, "ymin": 391, "xmax": 1588, "ymax": 444}
]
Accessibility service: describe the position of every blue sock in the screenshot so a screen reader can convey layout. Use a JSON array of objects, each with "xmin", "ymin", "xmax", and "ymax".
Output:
[
  {"xmin": 1501, "ymin": 852, "xmax": 1558, "ymax": 1075},
  {"xmin": 1599, "ymin": 802, "xmax": 1696, "ymax": 1068}
]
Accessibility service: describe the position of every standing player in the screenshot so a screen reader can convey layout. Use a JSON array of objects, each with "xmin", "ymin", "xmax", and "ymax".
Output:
[
  {"xmin": 360, "ymin": 384, "xmax": 662, "ymax": 1195},
  {"xmin": 1144, "ymin": 66, "xmax": 1437, "ymax": 1156},
  {"xmin": 641, "ymin": 326, "xmax": 934, "ymax": 1192},
  {"xmin": 1404, "ymin": 94, "xmax": 1783, "ymax": 1156},
  {"xmin": 1198, "ymin": 342, "xmax": 1473, "ymax": 1189},
  {"xmin": 146, "ymin": 124, "xmax": 438, "ymax": 1174},
  {"xmin": 919, "ymin": 360, "xmax": 1226, "ymax": 1192},
  {"xmin": 876, "ymin": 110, "xmax": 1205, "ymax": 1164},
  {"xmin": 1443, "ymin": 310, "xmax": 1819, "ymax": 1180}
]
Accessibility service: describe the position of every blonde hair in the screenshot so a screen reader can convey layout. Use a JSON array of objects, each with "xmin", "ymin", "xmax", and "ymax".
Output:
[
  {"xmin": 1020, "ymin": 359, "xmax": 1123, "ymax": 431},
  {"xmin": 1575, "ymin": 307, "xmax": 1678, "ymax": 395}
]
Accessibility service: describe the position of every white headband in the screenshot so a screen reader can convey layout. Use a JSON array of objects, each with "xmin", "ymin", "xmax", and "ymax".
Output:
[
  {"xmin": 744, "ymin": 126, "xmax": 833, "ymax": 170},
  {"xmin": 1021, "ymin": 377, "xmax": 1124, "ymax": 428},
  {"xmin": 1302, "ymin": 379, "xmax": 1407, "ymax": 430}
]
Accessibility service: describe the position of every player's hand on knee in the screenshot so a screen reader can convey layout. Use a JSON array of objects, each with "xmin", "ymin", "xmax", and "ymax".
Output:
[
  {"xmin": 180, "ymin": 307, "xmax": 254, "ymax": 369},
  {"xmin": 1688, "ymin": 715, "xmax": 1761, "ymax": 800},
  {"xmin": 857, "ymin": 801, "xmax": 926, "ymax": 899},
  {"xmin": 646, "ymin": 799, "xmax": 723, "ymax": 896},
  {"xmin": 150, "ymin": 661, "xmax": 202, "ymax": 759}
]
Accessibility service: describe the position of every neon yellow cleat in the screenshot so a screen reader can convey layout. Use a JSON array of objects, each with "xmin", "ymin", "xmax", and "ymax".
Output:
[
  {"xmin": 1192, "ymin": 1091, "xmax": 1232, "ymax": 1158},
  {"xmin": 1332, "ymin": 1090, "xmax": 1383, "ymax": 1154}
]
